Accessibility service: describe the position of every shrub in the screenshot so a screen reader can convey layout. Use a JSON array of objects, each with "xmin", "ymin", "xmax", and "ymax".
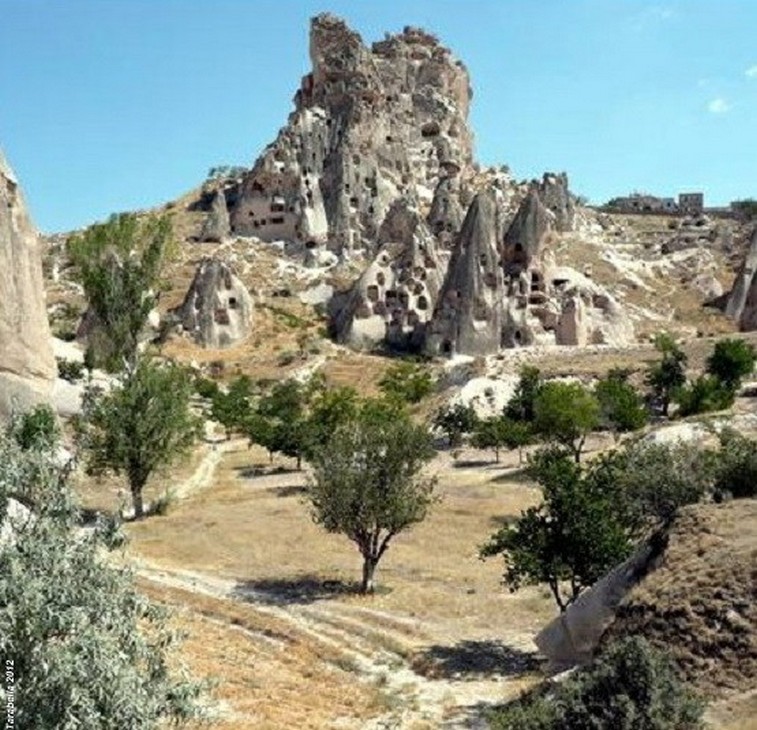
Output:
[
  {"xmin": 10, "ymin": 404, "xmax": 60, "ymax": 452},
  {"xmin": 675, "ymin": 375, "xmax": 734, "ymax": 417},
  {"xmin": 378, "ymin": 362, "xmax": 435, "ymax": 404},
  {"xmin": 706, "ymin": 338, "xmax": 756, "ymax": 389},
  {"xmin": 489, "ymin": 637, "xmax": 704, "ymax": 730},
  {"xmin": 432, "ymin": 402, "xmax": 479, "ymax": 447},
  {"xmin": 595, "ymin": 369, "xmax": 647, "ymax": 434},
  {"xmin": 56, "ymin": 356, "xmax": 85, "ymax": 383},
  {"xmin": 712, "ymin": 428, "xmax": 757, "ymax": 499}
]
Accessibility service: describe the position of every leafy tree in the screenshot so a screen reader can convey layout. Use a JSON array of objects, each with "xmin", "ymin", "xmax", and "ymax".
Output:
[
  {"xmin": 645, "ymin": 333, "xmax": 687, "ymax": 417},
  {"xmin": 471, "ymin": 416, "xmax": 532, "ymax": 463},
  {"xmin": 304, "ymin": 386, "xmax": 360, "ymax": 457},
  {"xmin": 0, "ymin": 430, "xmax": 203, "ymax": 727},
  {"xmin": 706, "ymin": 338, "xmax": 756, "ymax": 389},
  {"xmin": 586, "ymin": 440, "xmax": 712, "ymax": 528},
  {"xmin": 77, "ymin": 357, "xmax": 201, "ymax": 519},
  {"xmin": 255, "ymin": 379, "xmax": 312, "ymax": 468},
  {"xmin": 533, "ymin": 381, "xmax": 600, "ymax": 462},
  {"xmin": 489, "ymin": 637, "xmax": 703, "ymax": 730},
  {"xmin": 480, "ymin": 448, "xmax": 630, "ymax": 611},
  {"xmin": 675, "ymin": 374, "xmax": 735, "ymax": 417},
  {"xmin": 378, "ymin": 362, "xmax": 435, "ymax": 404},
  {"xmin": 308, "ymin": 404, "xmax": 436, "ymax": 593},
  {"xmin": 504, "ymin": 366, "xmax": 542, "ymax": 422},
  {"xmin": 711, "ymin": 428, "xmax": 757, "ymax": 499},
  {"xmin": 210, "ymin": 375, "xmax": 253, "ymax": 439},
  {"xmin": 9, "ymin": 403, "xmax": 60, "ymax": 452},
  {"xmin": 595, "ymin": 369, "xmax": 647, "ymax": 436},
  {"xmin": 433, "ymin": 402, "xmax": 479, "ymax": 447},
  {"xmin": 67, "ymin": 213, "xmax": 174, "ymax": 372}
]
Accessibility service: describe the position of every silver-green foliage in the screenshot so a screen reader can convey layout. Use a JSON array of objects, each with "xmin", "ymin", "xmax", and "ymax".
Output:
[
  {"xmin": 308, "ymin": 402, "xmax": 436, "ymax": 593},
  {"xmin": 0, "ymin": 426, "xmax": 202, "ymax": 728}
]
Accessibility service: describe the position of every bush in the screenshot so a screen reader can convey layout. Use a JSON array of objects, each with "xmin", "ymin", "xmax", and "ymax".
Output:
[
  {"xmin": 10, "ymin": 404, "xmax": 60, "ymax": 452},
  {"xmin": 432, "ymin": 402, "xmax": 479, "ymax": 447},
  {"xmin": 675, "ymin": 375, "xmax": 734, "ymax": 417},
  {"xmin": 56, "ymin": 356, "xmax": 85, "ymax": 383},
  {"xmin": 595, "ymin": 369, "xmax": 647, "ymax": 434},
  {"xmin": 712, "ymin": 428, "xmax": 757, "ymax": 499},
  {"xmin": 706, "ymin": 338, "xmax": 756, "ymax": 389},
  {"xmin": 489, "ymin": 637, "xmax": 704, "ymax": 730},
  {"xmin": 378, "ymin": 362, "xmax": 435, "ymax": 404},
  {"xmin": 194, "ymin": 375, "xmax": 220, "ymax": 400}
]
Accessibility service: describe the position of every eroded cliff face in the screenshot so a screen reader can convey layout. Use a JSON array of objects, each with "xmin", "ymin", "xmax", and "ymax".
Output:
[
  {"xmin": 0, "ymin": 151, "xmax": 55, "ymax": 419},
  {"xmin": 230, "ymin": 14, "xmax": 473, "ymax": 257}
]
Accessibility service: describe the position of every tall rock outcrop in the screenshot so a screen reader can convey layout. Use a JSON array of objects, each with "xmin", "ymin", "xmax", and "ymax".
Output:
[
  {"xmin": 426, "ymin": 192, "xmax": 505, "ymax": 355},
  {"xmin": 726, "ymin": 227, "xmax": 757, "ymax": 331},
  {"xmin": 198, "ymin": 189, "xmax": 231, "ymax": 243},
  {"xmin": 0, "ymin": 151, "xmax": 55, "ymax": 420},
  {"xmin": 331, "ymin": 199, "xmax": 444, "ymax": 350},
  {"xmin": 173, "ymin": 258, "xmax": 253, "ymax": 349},
  {"xmin": 230, "ymin": 14, "xmax": 472, "ymax": 257}
]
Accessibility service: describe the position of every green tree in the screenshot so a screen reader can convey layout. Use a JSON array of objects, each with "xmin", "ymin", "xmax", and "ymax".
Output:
[
  {"xmin": 675, "ymin": 374, "xmax": 735, "ymax": 417},
  {"xmin": 305, "ymin": 385, "xmax": 360, "ymax": 457},
  {"xmin": 77, "ymin": 357, "xmax": 201, "ymax": 519},
  {"xmin": 504, "ymin": 366, "xmax": 542, "ymax": 422},
  {"xmin": 645, "ymin": 333, "xmax": 687, "ymax": 417},
  {"xmin": 433, "ymin": 402, "xmax": 479, "ymax": 448},
  {"xmin": 533, "ymin": 381, "xmax": 600, "ymax": 462},
  {"xmin": 471, "ymin": 416, "xmax": 532, "ymax": 463},
  {"xmin": 210, "ymin": 375, "xmax": 253, "ymax": 439},
  {"xmin": 480, "ymin": 448, "xmax": 631, "ymax": 611},
  {"xmin": 9, "ymin": 403, "xmax": 60, "ymax": 452},
  {"xmin": 378, "ymin": 361, "xmax": 435, "ymax": 404},
  {"xmin": 706, "ymin": 338, "xmax": 756, "ymax": 389},
  {"xmin": 489, "ymin": 637, "xmax": 703, "ymax": 730},
  {"xmin": 0, "ymin": 429, "xmax": 203, "ymax": 728},
  {"xmin": 308, "ymin": 404, "xmax": 436, "ymax": 593},
  {"xmin": 595, "ymin": 369, "xmax": 647, "ymax": 436},
  {"xmin": 586, "ymin": 440, "xmax": 711, "ymax": 528},
  {"xmin": 711, "ymin": 428, "xmax": 757, "ymax": 499},
  {"xmin": 254, "ymin": 379, "xmax": 313, "ymax": 468},
  {"xmin": 67, "ymin": 213, "xmax": 173, "ymax": 372}
]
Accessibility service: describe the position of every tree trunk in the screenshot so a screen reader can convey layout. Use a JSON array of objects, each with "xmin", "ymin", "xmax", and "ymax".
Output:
[
  {"xmin": 494, "ymin": 447, "xmax": 500, "ymax": 463},
  {"xmin": 131, "ymin": 485, "xmax": 145, "ymax": 520},
  {"xmin": 296, "ymin": 453, "xmax": 302, "ymax": 470},
  {"xmin": 361, "ymin": 556, "xmax": 377, "ymax": 594}
]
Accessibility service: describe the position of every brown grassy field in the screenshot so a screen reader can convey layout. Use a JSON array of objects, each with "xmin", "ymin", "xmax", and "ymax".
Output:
[{"xmin": 121, "ymin": 442, "xmax": 553, "ymax": 727}]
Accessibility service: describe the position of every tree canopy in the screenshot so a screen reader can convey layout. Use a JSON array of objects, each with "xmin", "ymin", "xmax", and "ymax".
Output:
[
  {"xmin": 77, "ymin": 356, "xmax": 201, "ymax": 518},
  {"xmin": 308, "ymin": 401, "xmax": 436, "ymax": 593},
  {"xmin": 67, "ymin": 213, "xmax": 174, "ymax": 372}
]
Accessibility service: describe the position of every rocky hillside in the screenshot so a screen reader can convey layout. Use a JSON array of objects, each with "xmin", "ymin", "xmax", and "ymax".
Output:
[{"xmin": 41, "ymin": 14, "xmax": 755, "ymax": 385}]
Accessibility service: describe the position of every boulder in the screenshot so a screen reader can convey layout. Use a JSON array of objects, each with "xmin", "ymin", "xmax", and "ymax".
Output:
[
  {"xmin": 173, "ymin": 258, "xmax": 253, "ymax": 348},
  {"xmin": 0, "ymin": 151, "xmax": 55, "ymax": 421}
]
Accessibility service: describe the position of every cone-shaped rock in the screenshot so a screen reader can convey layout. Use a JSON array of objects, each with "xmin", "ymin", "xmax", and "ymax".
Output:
[
  {"xmin": 199, "ymin": 189, "xmax": 230, "ymax": 243},
  {"xmin": 0, "ymin": 151, "xmax": 55, "ymax": 420},
  {"xmin": 174, "ymin": 258, "xmax": 253, "ymax": 348},
  {"xmin": 502, "ymin": 188, "xmax": 551, "ymax": 275},
  {"xmin": 426, "ymin": 192, "xmax": 505, "ymax": 355}
]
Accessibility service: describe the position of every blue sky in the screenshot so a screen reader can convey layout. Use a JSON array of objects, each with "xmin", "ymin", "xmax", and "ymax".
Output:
[{"xmin": 1, "ymin": 0, "xmax": 755, "ymax": 232}]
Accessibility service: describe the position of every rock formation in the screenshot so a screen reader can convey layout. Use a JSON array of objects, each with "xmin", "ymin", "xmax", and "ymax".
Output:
[
  {"xmin": 230, "ymin": 14, "xmax": 472, "ymax": 258},
  {"xmin": 726, "ymin": 226, "xmax": 757, "ymax": 330},
  {"xmin": 225, "ymin": 15, "xmax": 634, "ymax": 356},
  {"xmin": 537, "ymin": 500, "xmax": 757, "ymax": 699},
  {"xmin": 0, "ymin": 151, "xmax": 55, "ymax": 420},
  {"xmin": 198, "ymin": 189, "xmax": 231, "ymax": 243},
  {"xmin": 173, "ymin": 258, "xmax": 253, "ymax": 348},
  {"xmin": 426, "ymin": 192, "xmax": 505, "ymax": 356},
  {"xmin": 331, "ymin": 199, "xmax": 444, "ymax": 350}
]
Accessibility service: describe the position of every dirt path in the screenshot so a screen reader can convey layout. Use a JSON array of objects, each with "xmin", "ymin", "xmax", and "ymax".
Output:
[{"xmin": 131, "ymin": 440, "xmax": 538, "ymax": 728}]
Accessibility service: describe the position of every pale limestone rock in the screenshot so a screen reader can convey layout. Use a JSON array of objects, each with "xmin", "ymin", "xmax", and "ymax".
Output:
[
  {"xmin": 230, "ymin": 14, "xmax": 473, "ymax": 256},
  {"xmin": 0, "ymin": 151, "xmax": 55, "ymax": 420},
  {"xmin": 199, "ymin": 189, "xmax": 230, "ymax": 242},
  {"xmin": 173, "ymin": 258, "xmax": 253, "ymax": 348},
  {"xmin": 726, "ymin": 227, "xmax": 757, "ymax": 330}
]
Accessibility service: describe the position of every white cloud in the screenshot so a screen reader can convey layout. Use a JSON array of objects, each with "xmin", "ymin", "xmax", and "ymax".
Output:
[
  {"xmin": 746, "ymin": 65, "xmax": 757, "ymax": 78},
  {"xmin": 707, "ymin": 98, "xmax": 731, "ymax": 114}
]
